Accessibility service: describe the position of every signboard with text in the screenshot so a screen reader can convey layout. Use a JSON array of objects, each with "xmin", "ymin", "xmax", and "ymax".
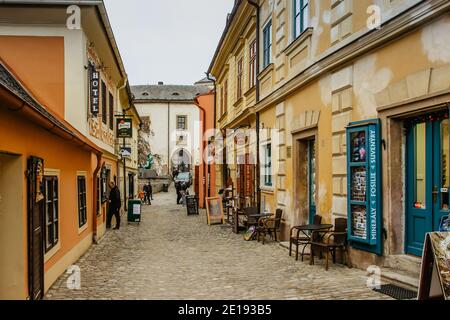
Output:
[
  {"xmin": 418, "ymin": 232, "xmax": 450, "ymax": 300},
  {"xmin": 346, "ymin": 119, "xmax": 383, "ymax": 255},
  {"xmin": 117, "ymin": 118, "xmax": 133, "ymax": 138},
  {"xmin": 90, "ymin": 64, "xmax": 100, "ymax": 115}
]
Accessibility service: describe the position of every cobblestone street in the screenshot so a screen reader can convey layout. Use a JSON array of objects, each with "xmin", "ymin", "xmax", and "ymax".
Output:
[{"xmin": 45, "ymin": 189, "xmax": 391, "ymax": 300}]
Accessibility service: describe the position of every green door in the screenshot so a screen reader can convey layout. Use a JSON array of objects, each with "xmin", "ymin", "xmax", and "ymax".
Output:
[
  {"xmin": 308, "ymin": 139, "xmax": 317, "ymax": 223},
  {"xmin": 406, "ymin": 113, "xmax": 450, "ymax": 256}
]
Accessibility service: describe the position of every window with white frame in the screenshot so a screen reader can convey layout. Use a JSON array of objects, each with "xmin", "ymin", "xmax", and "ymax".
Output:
[
  {"xmin": 293, "ymin": 0, "xmax": 309, "ymax": 39},
  {"xmin": 263, "ymin": 143, "xmax": 272, "ymax": 187},
  {"xmin": 263, "ymin": 20, "xmax": 272, "ymax": 68}
]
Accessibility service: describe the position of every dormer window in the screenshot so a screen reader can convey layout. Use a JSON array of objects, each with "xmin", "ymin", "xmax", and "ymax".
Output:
[
  {"xmin": 142, "ymin": 92, "xmax": 149, "ymax": 96},
  {"xmin": 172, "ymin": 92, "xmax": 180, "ymax": 96}
]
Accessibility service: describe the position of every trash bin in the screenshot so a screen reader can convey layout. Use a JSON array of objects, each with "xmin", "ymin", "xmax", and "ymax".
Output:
[
  {"xmin": 127, "ymin": 199, "xmax": 142, "ymax": 223},
  {"xmin": 162, "ymin": 182, "xmax": 169, "ymax": 192}
]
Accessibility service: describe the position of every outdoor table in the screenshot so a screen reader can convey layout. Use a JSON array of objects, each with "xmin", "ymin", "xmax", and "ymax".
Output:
[
  {"xmin": 292, "ymin": 224, "xmax": 333, "ymax": 238},
  {"xmin": 292, "ymin": 224, "xmax": 333, "ymax": 259}
]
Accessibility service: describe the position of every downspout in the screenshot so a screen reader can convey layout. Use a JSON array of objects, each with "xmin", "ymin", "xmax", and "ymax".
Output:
[
  {"xmin": 168, "ymin": 101, "xmax": 171, "ymax": 176},
  {"xmin": 205, "ymin": 73, "xmax": 217, "ymax": 195},
  {"xmin": 194, "ymin": 97, "xmax": 207, "ymax": 203},
  {"xmin": 248, "ymin": 0, "xmax": 261, "ymax": 211},
  {"xmin": 92, "ymin": 154, "xmax": 102, "ymax": 244}
]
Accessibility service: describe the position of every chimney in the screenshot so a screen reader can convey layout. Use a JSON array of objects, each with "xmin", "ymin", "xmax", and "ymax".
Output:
[{"xmin": 158, "ymin": 81, "xmax": 164, "ymax": 85}]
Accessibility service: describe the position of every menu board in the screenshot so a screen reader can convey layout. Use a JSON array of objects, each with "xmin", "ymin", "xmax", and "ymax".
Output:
[
  {"xmin": 346, "ymin": 120, "xmax": 382, "ymax": 255},
  {"xmin": 206, "ymin": 196, "xmax": 224, "ymax": 225},
  {"xmin": 418, "ymin": 232, "xmax": 450, "ymax": 300}
]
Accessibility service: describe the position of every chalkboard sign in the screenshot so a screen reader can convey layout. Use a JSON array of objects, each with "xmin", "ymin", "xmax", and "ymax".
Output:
[
  {"xmin": 186, "ymin": 195, "xmax": 199, "ymax": 216},
  {"xmin": 418, "ymin": 232, "xmax": 450, "ymax": 300},
  {"xmin": 206, "ymin": 196, "xmax": 224, "ymax": 225}
]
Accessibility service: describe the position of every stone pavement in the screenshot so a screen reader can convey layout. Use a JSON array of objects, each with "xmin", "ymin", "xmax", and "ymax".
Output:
[{"xmin": 45, "ymin": 188, "xmax": 391, "ymax": 300}]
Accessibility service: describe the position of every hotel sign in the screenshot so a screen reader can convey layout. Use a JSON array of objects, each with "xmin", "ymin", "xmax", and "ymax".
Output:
[{"xmin": 90, "ymin": 64, "xmax": 100, "ymax": 116}]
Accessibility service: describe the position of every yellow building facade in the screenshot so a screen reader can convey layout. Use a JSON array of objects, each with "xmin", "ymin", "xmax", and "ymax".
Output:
[{"xmin": 210, "ymin": 0, "xmax": 450, "ymax": 284}]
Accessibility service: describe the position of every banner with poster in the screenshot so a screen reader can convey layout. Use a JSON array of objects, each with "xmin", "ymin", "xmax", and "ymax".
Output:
[
  {"xmin": 117, "ymin": 118, "xmax": 133, "ymax": 138},
  {"xmin": 206, "ymin": 196, "xmax": 224, "ymax": 225},
  {"xmin": 418, "ymin": 232, "xmax": 450, "ymax": 300}
]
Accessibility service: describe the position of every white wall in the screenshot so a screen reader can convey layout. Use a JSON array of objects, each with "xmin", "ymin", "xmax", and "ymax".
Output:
[{"xmin": 135, "ymin": 102, "xmax": 201, "ymax": 175}]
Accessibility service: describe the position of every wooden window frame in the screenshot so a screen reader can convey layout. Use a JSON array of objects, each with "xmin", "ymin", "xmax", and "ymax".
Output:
[
  {"xmin": 77, "ymin": 175, "xmax": 88, "ymax": 228},
  {"xmin": 108, "ymin": 92, "xmax": 114, "ymax": 130},
  {"xmin": 294, "ymin": 0, "xmax": 309, "ymax": 39},
  {"xmin": 224, "ymin": 80, "xmax": 228, "ymax": 114},
  {"xmin": 264, "ymin": 143, "xmax": 273, "ymax": 187},
  {"xmin": 44, "ymin": 176, "xmax": 59, "ymax": 253},
  {"xmin": 237, "ymin": 58, "xmax": 243, "ymax": 99},
  {"xmin": 177, "ymin": 115, "xmax": 187, "ymax": 130},
  {"xmin": 101, "ymin": 80, "xmax": 107, "ymax": 124},
  {"xmin": 249, "ymin": 40, "xmax": 257, "ymax": 88},
  {"xmin": 263, "ymin": 21, "xmax": 272, "ymax": 68}
]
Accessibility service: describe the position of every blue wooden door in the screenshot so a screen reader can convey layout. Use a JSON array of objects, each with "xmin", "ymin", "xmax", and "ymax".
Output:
[
  {"xmin": 308, "ymin": 139, "xmax": 317, "ymax": 223},
  {"xmin": 406, "ymin": 115, "xmax": 450, "ymax": 256}
]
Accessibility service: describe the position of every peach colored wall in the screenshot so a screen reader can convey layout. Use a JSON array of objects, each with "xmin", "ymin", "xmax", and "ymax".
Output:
[
  {"xmin": 0, "ymin": 36, "xmax": 65, "ymax": 118},
  {"xmin": 196, "ymin": 92, "xmax": 216, "ymax": 208},
  {"xmin": 0, "ymin": 105, "xmax": 94, "ymax": 297}
]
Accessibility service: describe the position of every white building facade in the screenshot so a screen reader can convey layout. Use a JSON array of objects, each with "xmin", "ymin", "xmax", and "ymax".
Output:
[{"xmin": 132, "ymin": 84, "xmax": 209, "ymax": 177}]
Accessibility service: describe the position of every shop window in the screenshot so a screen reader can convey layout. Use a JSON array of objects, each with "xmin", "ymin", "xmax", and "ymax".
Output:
[
  {"xmin": 78, "ymin": 176, "xmax": 87, "ymax": 228},
  {"xmin": 44, "ymin": 176, "xmax": 59, "ymax": 252},
  {"xmin": 264, "ymin": 143, "xmax": 272, "ymax": 187},
  {"xmin": 346, "ymin": 119, "xmax": 382, "ymax": 255}
]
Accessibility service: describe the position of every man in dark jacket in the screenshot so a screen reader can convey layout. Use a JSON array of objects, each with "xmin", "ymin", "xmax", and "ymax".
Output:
[
  {"xmin": 143, "ymin": 183, "xmax": 151, "ymax": 205},
  {"xmin": 106, "ymin": 181, "xmax": 121, "ymax": 230}
]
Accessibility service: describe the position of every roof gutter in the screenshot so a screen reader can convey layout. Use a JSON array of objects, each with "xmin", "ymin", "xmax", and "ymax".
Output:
[
  {"xmin": 207, "ymin": 0, "xmax": 243, "ymax": 74},
  {"xmin": 0, "ymin": 83, "xmax": 102, "ymax": 155}
]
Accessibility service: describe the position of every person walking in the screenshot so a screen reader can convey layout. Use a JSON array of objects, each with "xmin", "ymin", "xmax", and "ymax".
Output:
[
  {"xmin": 106, "ymin": 181, "xmax": 121, "ymax": 230},
  {"xmin": 148, "ymin": 182, "xmax": 153, "ymax": 201},
  {"xmin": 176, "ymin": 181, "xmax": 182, "ymax": 204},
  {"xmin": 143, "ymin": 183, "xmax": 151, "ymax": 205}
]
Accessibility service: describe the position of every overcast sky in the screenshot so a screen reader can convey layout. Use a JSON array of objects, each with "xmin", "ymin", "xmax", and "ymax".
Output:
[{"xmin": 103, "ymin": 0, "xmax": 234, "ymax": 86}]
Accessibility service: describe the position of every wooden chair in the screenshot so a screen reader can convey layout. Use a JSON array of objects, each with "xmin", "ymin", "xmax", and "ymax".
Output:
[
  {"xmin": 256, "ymin": 209, "xmax": 283, "ymax": 244},
  {"xmin": 243, "ymin": 206, "xmax": 259, "ymax": 227},
  {"xmin": 309, "ymin": 218, "xmax": 351, "ymax": 271},
  {"xmin": 289, "ymin": 215, "xmax": 322, "ymax": 261}
]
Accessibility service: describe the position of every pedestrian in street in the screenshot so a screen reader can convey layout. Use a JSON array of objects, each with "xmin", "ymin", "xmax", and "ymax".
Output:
[
  {"xmin": 143, "ymin": 183, "xmax": 151, "ymax": 205},
  {"xmin": 176, "ymin": 181, "xmax": 182, "ymax": 204},
  {"xmin": 106, "ymin": 181, "xmax": 121, "ymax": 230},
  {"xmin": 147, "ymin": 182, "xmax": 153, "ymax": 200}
]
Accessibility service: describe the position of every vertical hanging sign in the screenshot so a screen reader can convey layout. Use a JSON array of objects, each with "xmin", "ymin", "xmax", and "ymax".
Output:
[
  {"xmin": 90, "ymin": 63, "xmax": 100, "ymax": 116},
  {"xmin": 346, "ymin": 119, "xmax": 383, "ymax": 255}
]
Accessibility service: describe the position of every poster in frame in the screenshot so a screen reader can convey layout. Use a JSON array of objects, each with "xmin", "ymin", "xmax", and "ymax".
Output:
[{"xmin": 206, "ymin": 196, "xmax": 224, "ymax": 225}]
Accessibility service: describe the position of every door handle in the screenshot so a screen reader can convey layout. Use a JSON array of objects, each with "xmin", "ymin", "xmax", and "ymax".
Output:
[{"xmin": 432, "ymin": 186, "xmax": 439, "ymax": 204}]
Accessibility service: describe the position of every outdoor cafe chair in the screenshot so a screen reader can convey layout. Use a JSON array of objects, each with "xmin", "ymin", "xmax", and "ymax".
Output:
[
  {"xmin": 289, "ymin": 215, "xmax": 322, "ymax": 261},
  {"xmin": 256, "ymin": 209, "xmax": 283, "ymax": 244},
  {"xmin": 309, "ymin": 218, "xmax": 351, "ymax": 271}
]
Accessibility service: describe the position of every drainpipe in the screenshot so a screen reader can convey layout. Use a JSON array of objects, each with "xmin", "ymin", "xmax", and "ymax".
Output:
[
  {"xmin": 92, "ymin": 154, "xmax": 102, "ymax": 244},
  {"xmin": 248, "ymin": 0, "xmax": 261, "ymax": 211},
  {"xmin": 168, "ymin": 101, "xmax": 171, "ymax": 176},
  {"xmin": 205, "ymin": 73, "xmax": 217, "ymax": 195}
]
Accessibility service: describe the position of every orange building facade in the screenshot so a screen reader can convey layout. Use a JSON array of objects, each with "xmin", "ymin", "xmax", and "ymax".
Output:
[
  {"xmin": 0, "ymin": 1, "xmax": 136, "ymax": 299},
  {"xmin": 194, "ymin": 91, "xmax": 217, "ymax": 208}
]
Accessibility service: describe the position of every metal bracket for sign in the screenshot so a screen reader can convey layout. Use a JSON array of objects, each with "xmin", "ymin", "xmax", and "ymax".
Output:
[{"xmin": 346, "ymin": 118, "xmax": 383, "ymax": 256}]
